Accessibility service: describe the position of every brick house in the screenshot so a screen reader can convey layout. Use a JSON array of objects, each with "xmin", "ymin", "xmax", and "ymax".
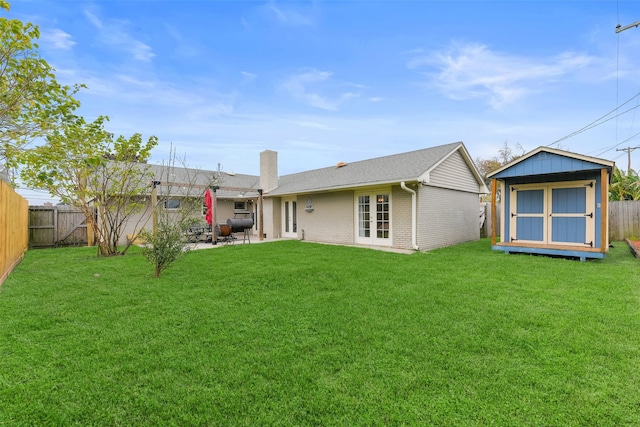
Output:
[
  {"xmin": 121, "ymin": 142, "xmax": 487, "ymax": 252},
  {"xmin": 259, "ymin": 142, "xmax": 487, "ymax": 251}
]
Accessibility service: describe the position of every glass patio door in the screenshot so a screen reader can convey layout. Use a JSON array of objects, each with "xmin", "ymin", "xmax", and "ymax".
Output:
[
  {"xmin": 282, "ymin": 198, "xmax": 297, "ymax": 238},
  {"xmin": 355, "ymin": 192, "xmax": 391, "ymax": 246}
]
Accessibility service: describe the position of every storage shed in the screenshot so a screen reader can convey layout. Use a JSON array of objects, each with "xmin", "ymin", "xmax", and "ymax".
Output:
[{"xmin": 487, "ymin": 147, "xmax": 614, "ymax": 261}]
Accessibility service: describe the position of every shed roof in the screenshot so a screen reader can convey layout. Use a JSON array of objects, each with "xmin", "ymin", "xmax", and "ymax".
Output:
[
  {"xmin": 268, "ymin": 142, "xmax": 485, "ymax": 195},
  {"xmin": 487, "ymin": 146, "xmax": 615, "ymax": 179}
]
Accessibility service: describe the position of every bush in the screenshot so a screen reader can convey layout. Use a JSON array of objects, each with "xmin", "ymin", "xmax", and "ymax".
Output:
[{"xmin": 140, "ymin": 221, "xmax": 189, "ymax": 278}]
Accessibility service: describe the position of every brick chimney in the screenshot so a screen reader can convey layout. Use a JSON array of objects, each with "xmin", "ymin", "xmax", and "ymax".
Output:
[{"xmin": 260, "ymin": 150, "xmax": 278, "ymax": 193}]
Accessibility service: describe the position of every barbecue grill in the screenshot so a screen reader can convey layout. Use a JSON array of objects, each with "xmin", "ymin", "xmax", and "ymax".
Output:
[
  {"xmin": 227, "ymin": 217, "xmax": 254, "ymax": 243},
  {"xmin": 214, "ymin": 217, "xmax": 254, "ymax": 244},
  {"xmin": 227, "ymin": 218, "xmax": 254, "ymax": 233}
]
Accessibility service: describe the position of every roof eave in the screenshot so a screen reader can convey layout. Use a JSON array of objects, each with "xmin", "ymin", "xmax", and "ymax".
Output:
[{"xmin": 265, "ymin": 178, "xmax": 422, "ymax": 197}]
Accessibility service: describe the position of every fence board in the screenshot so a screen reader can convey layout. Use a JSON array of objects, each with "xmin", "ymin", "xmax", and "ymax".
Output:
[
  {"xmin": 481, "ymin": 202, "xmax": 501, "ymax": 238},
  {"xmin": 0, "ymin": 181, "xmax": 29, "ymax": 286},
  {"xmin": 28, "ymin": 207, "xmax": 55, "ymax": 248},
  {"xmin": 28, "ymin": 206, "xmax": 90, "ymax": 248},
  {"xmin": 609, "ymin": 201, "xmax": 640, "ymax": 241}
]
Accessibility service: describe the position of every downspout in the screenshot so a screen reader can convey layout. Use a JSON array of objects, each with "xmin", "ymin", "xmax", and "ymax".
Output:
[{"xmin": 400, "ymin": 182, "xmax": 419, "ymax": 251}]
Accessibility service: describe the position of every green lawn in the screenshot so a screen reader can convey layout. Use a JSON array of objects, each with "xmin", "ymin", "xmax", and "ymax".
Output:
[{"xmin": 1, "ymin": 239, "xmax": 639, "ymax": 426}]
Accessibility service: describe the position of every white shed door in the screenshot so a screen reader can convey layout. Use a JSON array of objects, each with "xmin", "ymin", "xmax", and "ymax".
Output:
[{"xmin": 509, "ymin": 180, "xmax": 594, "ymax": 247}]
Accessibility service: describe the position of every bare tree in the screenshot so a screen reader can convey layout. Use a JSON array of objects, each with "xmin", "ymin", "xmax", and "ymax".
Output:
[
  {"xmin": 475, "ymin": 141, "xmax": 525, "ymax": 185},
  {"xmin": 140, "ymin": 150, "xmax": 221, "ymax": 277}
]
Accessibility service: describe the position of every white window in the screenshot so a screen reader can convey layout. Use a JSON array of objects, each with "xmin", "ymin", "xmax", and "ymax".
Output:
[
  {"xmin": 234, "ymin": 201, "xmax": 248, "ymax": 213},
  {"xmin": 164, "ymin": 199, "xmax": 181, "ymax": 210}
]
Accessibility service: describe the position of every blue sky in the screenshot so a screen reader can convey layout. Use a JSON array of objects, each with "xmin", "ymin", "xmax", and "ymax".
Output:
[{"xmin": 7, "ymin": 0, "xmax": 640, "ymax": 203}]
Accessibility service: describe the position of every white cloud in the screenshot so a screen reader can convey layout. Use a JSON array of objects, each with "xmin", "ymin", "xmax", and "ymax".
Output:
[
  {"xmin": 164, "ymin": 24, "xmax": 201, "ymax": 58},
  {"xmin": 84, "ymin": 10, "xmax": 103, "ymax": 30},
  {"xmin": 240, "ymin": 71, "xmax": 257, "ymax": 84},
  {"xmin": 40, "ymin": 29, "xmax": 76, "ymax": 50},
  {"xmin": 263, "ymin": 2, "xmax": 314, "ymax": 27},
  {"xmin": 83, "ymin": 9, "xmax": 155, "ymax": 62},
  {"xmin": 409, "ymin": 42, "xmax": 595, "ymax": 109},
  {"xmin": 126, "ymin": 40, "xmax": 155, "ymax": 62},
  {"xmin": 280, "ymin": 69, "xmax": 364, "ymax": 111},
  {"xmin": 281, "ymin": 69, "xmax": 338, "ymax": 110}
]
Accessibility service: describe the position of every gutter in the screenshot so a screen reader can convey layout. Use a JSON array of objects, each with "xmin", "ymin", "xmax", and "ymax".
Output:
[
  {"xmin": 400, "ymin": 182, "xmax": 419, "ymax": 251},
  {"xmin": 268, "ymin": 179, "xmax": 420, "ymax": 197}
]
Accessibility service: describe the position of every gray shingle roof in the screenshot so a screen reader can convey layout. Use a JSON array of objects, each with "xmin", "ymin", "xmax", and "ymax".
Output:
[
  {"xmin": 135, "ymin": 141, "xmax": 474, "ymax": 198},
  {"xmin": 268, "ymin": 142, "xmax": 463, "ymax": 196},
  {"xmin": 145, "ymin": 163, "xmax": 260, "ymax": 198}
]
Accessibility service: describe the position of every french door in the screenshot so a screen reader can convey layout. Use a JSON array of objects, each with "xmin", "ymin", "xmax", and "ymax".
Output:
[
  {"xmin": 282, "ymin": 198, "xmax": 297, "ymax": 238},
  {"xmin": 509, "ymin": 180, "xmax": 595, "ymax": 247},
  {"xmin": 355, "ymin": 191, "xmax": 391, "ymax": 246}
]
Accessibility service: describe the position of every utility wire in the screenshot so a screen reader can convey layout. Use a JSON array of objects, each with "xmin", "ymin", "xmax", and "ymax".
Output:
[
  {"xmin": 547, "ymin": 91, "xmax": 640, "ymax": 148},
  {"xmin": 594, "ymin": 131, "xmax": 640, "ymax": 157},
  {"xmin": 616, "ymin": 0, "xmax": 621, "ymax": 145}
]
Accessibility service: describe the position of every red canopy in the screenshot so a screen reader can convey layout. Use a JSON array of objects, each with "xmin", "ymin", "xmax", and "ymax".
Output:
[{"xmin": 204, "ymin": 189, "xmax": 213, "ymax": 225}]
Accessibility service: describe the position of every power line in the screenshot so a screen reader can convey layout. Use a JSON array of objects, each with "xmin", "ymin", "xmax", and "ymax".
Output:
[
  {"xmin": 547, "ymin": 93, "xmax": 640, "ymax": 148},
  {"xmin": 616, "ymin": 146, "xmax": 640, "ymax": 172},
  {"xmin": 594, "ymin": 128, "xmax": 640, "ymax": 157},
  {"xmin": 613, "ymin": 5, "xmax": 640, "ymax": 172},
  {"xmin": 616, "ymin": 0, "xmax": 621, "ymax": 145}
]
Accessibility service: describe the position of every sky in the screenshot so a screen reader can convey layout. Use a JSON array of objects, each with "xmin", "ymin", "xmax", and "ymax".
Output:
[{"xmin": 6, "ymin": 0, "xmax": 640, "ymax": 204}]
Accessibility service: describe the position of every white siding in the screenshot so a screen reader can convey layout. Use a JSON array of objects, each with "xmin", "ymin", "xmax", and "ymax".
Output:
[
  {"xmin": 118, "ymin": 198, "xmax": 202, "ymax": 246},
  {"xmin": 429, "ymin": 150, "xmax": 480, "ymax": 193},
  {"xmin": 119, "ymin": 200, "xmax": 153, "ymax": 245},
  {"xmin": 260, "ymin": 198, "xmax": 277, "ymax": 239},
  {"xmin": 265, "ymin": 197, "xmax": 281, "ymax": 238},
  {"xmin": 296, "ymin": 191, "xmax": 354, "ymax": 245},
  {"xmin": 212, "ymin": 199, "xmax": 238, "ymax": 227},
  {"xmin": 392, "ymin": 186, "xmax": 413, "ymax": 250},
  {"xmin": 417, "ymin": 186, "xmax": 480, "ymax": 251}
]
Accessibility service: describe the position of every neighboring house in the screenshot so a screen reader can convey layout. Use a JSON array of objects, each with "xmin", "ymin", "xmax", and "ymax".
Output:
[
  {"xmin": 120, "ymin": 142, "xmax": 488, "ymax": 252},
  {"xmin": 118, "ymin": 164, "xmax": 262, "ymax": 245},
  {"xmin": 487, "ymin": 146, "xmax": 614, "ymax": 261}
]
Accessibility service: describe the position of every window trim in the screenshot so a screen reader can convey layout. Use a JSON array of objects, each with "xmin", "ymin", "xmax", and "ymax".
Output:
[{"xmin": 164, "ymin": 198, "xmax": 181, "ymax": 210}]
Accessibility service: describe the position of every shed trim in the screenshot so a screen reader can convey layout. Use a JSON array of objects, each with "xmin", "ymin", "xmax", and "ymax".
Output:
[{"xmin": 487, "ymin": 146, "xmax": 615, "ymax": 179}]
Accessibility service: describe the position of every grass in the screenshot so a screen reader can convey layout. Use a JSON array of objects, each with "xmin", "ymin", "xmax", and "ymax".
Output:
[{"xmin": 1, "ymin": 239, "xmax": 639, "ymax": 426}]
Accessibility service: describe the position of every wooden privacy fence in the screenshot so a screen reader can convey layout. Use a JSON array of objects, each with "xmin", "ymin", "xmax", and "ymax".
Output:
[
  {"xmin": 0, "ymin": 181, "xmax": 29, "ymax": 286},
  {"xmin": 609, "ymin": 201, "xmax": 640, "ymax": 241},
  {"xmin": 481, "ymin": 202, "xmax": 501, "ymax": 238},
  {"xmin": 29, "ymin": 205, "xmax": 91, "ymax": 248}
]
